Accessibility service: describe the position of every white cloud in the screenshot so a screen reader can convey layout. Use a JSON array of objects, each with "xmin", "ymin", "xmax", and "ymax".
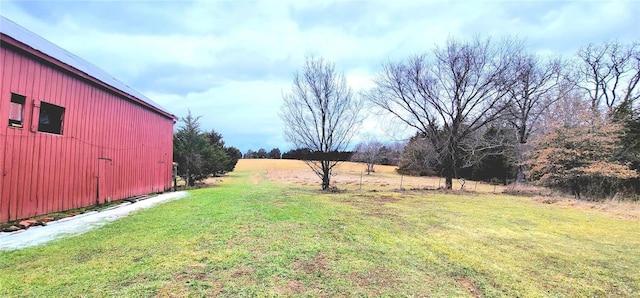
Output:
[
  {"xmin": 2, "ymin": 0, "xmax": 638, "ymax": 151},
  {"xmin": 346, "ymin": 69, "xmax": 376, "ymax": 92},
  {"xmin": 146, "ymin": 78, "xmax": 290, "ymax": 151}
]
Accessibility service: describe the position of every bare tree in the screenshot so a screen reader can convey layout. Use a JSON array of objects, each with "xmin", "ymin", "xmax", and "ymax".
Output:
[
  {"xmin": 383, "ymin": 141, "xmax": 405, "ymax": 166},
  {"xmin": 368, "ymin": 37, "xmax": 519, "ymax": 189},
  {"xmin": 575, "ymin": 41, "xmax": 640, "ymax": 114},
  {"xmin": 538, "ymin": 90, "xmax": 593, "ymax": 132},
  {"xmin": 280, "ymin": 57, "xmax": 363, "ymax": 190},
  {"xmin": 506, "ymin": 53, "xmax": 566, "ymax": 183},
  {"xmin": 352, "ymin": 137, "xmax": 385, "ymax": 174}
]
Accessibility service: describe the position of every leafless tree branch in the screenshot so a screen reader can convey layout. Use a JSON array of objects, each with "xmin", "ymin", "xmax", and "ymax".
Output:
[
  {"xmin": 366, "ymin": 37, "xmax": 520, "ymax": 189},
  {"xmin": 280, "ymin": 56, "xmax": 364, "ymax": 190}
]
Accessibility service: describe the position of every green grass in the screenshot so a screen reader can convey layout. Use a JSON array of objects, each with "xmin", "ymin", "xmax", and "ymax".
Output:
[{"xmin": 1, "ymin": 168, "xmax": 639, "ymax": 297}]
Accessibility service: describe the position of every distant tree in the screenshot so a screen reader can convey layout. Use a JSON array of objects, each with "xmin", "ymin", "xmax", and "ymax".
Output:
[
  {"xmin": 244, "ymin": 149, "xmax": 256, "ymax": 159},
  {"xmin": 397, "ymin": 134, "xmax": 439, "ymax": 177},
  {"xmin": 379, "ymin": 142, "xmax": 404, "ymax": 166},
  {"xmin": 528, "ymin": 117, "xmax": 637, "ymax": 200},
  {"xmin": 472, "ymin": 153, "xmax": 514, "ymax": 185},
  {"xmin": 268, "ymin": 148, "xmax": 281, "ymax": 159},
  {"xmin": 352, "ymin": 138, "xmax": 385, "ymax": 174},
  {"xmin": 256, "ymin": 148, "xmax": 268, "ymax": 159},
  {"xmin": 368, "ymin": 37, "xmax": 520, "ymax": 189},
  {"xmin": 282, "ymin": 148, "xmax": 313, "ymax": 160},
  {"xmin": 173, "ymin": 111, "xmax": 211, "ymax": 186},
  {"xmin": 280, "ymin": 56, "xmax": 363, "ymax": 190},
  {"xmin": 471, "ymin": 124, "xmax": 517, "ymax": 184}
]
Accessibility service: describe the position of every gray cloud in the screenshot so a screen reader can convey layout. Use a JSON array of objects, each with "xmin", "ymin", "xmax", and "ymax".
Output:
[
  {"xmin": 2, "ymin": 0, "xmax": 638, "ymax": 152},
  {"xmin": 11, "ymin": 0, "xmax": 189, "ymax": 35}
]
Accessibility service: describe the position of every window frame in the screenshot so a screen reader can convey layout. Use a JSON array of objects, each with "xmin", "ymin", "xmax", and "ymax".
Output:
[
  {"xmin": 37, "ymin": 101, "xmax": 65, "ymax": 135},
  {"xmin": 8, "ymin": 93, "xmax": 26, "ymax": 128}
]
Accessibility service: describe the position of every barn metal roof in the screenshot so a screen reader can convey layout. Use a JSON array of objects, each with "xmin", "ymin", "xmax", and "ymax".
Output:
[{"xmin": 0, "ymin": 16, "xmax": 175, "ymax": 119}]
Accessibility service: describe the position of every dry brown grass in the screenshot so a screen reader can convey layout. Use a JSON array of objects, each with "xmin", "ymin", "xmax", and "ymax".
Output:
[
  {"xmin": 548, "ymin": 198, "xmax": 640, "ymax": 221},
  {"xmin": 237, "ymin": 159, "xmax": 640, "ymax": 220},
  {"xmin": 237, "ymin": 159, "xmax": 505, "ymax": 193},
  {"xmin": 503, "ymin": 182, "xmax": 640, "ymax": 221},
  {"xmin": 503, "ymin": 183, "xmax": 556, "ymax": 197}
]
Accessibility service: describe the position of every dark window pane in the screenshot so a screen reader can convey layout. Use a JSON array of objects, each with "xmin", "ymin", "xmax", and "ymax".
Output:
[{"xmin": 38, "ymin": 102, "xmax": 65, "ymax": 135}]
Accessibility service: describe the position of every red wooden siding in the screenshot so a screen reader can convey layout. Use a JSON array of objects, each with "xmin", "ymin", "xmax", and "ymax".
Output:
[{"xmin": 1, "ymin": 44, "xmax": 174, "ymax": 223}]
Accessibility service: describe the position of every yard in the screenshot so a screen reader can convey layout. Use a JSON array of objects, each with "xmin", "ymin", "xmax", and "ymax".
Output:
[{"xmin": 0, "ymin": 159, "xmax": 638, "ymax": 297}]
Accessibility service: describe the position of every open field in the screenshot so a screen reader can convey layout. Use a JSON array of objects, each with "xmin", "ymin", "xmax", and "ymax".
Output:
[
  {"xmin": 238, "ymin": 159, "xmax": 507, "ymax": 193},
  {"xmin": 237, "ymin": 159, "xmax": 640, "ymax": 220},
  {"xmin": 1, "ymin": 159, "xmax": 639, "ymax": 297}
]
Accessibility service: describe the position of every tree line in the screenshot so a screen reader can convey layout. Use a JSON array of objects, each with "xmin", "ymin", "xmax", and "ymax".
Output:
[
  {"xmin": 243, "ymin": 148, "xmax": 281, "ymax": 159},
  {"xmin": 280, "ymin": 38, "xmax": 639, "ymax": 199}
]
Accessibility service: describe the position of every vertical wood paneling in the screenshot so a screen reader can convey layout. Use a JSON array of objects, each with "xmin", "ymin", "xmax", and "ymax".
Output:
[
  {"xmin": 7, "ymin": 53, "xmax": 25, "ymax": 220},
  {"xmin": 81, "ymin": 84, "xmax": 94, "ymax": 207},
  {"xmin": 24, "ymin": 54, "xmax": 37, "ymax": 217},
  {"xmin": 43, "ymin": 64, "xmax": 56, "ymax": 214},
  {"xmin": 34, "ymin": 66, "xmax": 50, "ymax": 215},
  {"xmin": 0, "ymin": 49, "xmax": 8, "ymax": 221},
  {"xmin": 59, "ymin": 73, "xmax": 70, "ymax": 211},
  {"xmin": 4, "ymin": 54, "xmax": 16, "ymax": 219},
  {"xmin": 19, "ymin": 56, "xmax": 36, "ymax": 217},
  {"xmin": 65, "ymin": 76, "xmax": 75, "ymax": 208},
  {"xmin": 52, "ymin": 70, "xmax": 63, "ymax": 213},
  {"xmin": 1, "ymin": 46, "xmax": 174, "ymax": 222},
  {"xmin": 70, "ymin": 76, "xmax": 83, "ymax": 209},
  {"xmin": 0, "ymin": 48, "xmax": 13, "ymax": 222}
]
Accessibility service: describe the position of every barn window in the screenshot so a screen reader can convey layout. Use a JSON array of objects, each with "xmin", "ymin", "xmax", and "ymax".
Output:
[
  {"xmin": 38, "ymin": 102, "xmax": 65, "ymax": 135},
  {"xmin": 8, "ymin": 93, "xmax": 26, "ymax": 128}
]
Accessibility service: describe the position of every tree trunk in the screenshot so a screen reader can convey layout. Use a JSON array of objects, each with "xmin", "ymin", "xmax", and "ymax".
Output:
[
  {"xmin": 322, "ymin": 170, "xmax": 330, "ymax": 190},
  {"xmin": 445, "ymin": 175, "xmax": 453, "ymax": 190},
  {"xmin": 571, "ymin": 180, "xmax": 581, "ymax": 200},
  {"xmin": 515, "ymin": 165, "xmax": 526, "ymax": 184},
  {"xmin": 572, "ymin": 187, "xmax": 581, "ymax": 200},
  {"xmin": 515, "ymin": 142, "xmax": 527, "ymax": 184},
  {"xmin": 444, "ymin": 139, "xmax": 456, "ymax": 190},
  {"xmin": 321, "ymin": 161, "xmax": 331, "ymax": 190},
  {"xmin": 444, "ymin": 154, "xmax": 454, "ymax": 190}
]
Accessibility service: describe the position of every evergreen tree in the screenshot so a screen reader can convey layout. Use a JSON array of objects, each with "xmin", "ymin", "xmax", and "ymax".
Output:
[
  {"xmin": 174, "ymin": 112, "xmax": 240, "ymax": 187},
  {"xmin": 173, "ymin": 111, "xmax": 210, "ymax": 186}
]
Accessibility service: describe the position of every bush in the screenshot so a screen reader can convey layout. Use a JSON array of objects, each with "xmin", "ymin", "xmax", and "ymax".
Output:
[{"xmin": 527, "ymin": 119, "xmax": 637, "ymax": 200}]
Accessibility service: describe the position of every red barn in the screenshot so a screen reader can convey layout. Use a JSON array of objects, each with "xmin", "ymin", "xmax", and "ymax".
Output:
[{"xmin": 0, "ymin": 17, "xmax": 176, "ymax": 223}]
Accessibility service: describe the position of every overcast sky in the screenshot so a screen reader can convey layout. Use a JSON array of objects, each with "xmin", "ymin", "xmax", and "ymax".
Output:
[{"xmin": 1, "ymin": 0, "xmax": 638, "ymax": 152}]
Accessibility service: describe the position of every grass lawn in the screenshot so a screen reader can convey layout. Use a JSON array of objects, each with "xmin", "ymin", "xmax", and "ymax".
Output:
[{"xmin": 1, "ymin": 160, "xmax": 638, "ymax": 297}]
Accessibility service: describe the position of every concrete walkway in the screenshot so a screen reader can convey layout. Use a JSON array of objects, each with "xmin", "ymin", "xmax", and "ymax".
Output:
[{"xmin": 0, "ymin": 191, "xmax": 188, "ymax": 251}]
